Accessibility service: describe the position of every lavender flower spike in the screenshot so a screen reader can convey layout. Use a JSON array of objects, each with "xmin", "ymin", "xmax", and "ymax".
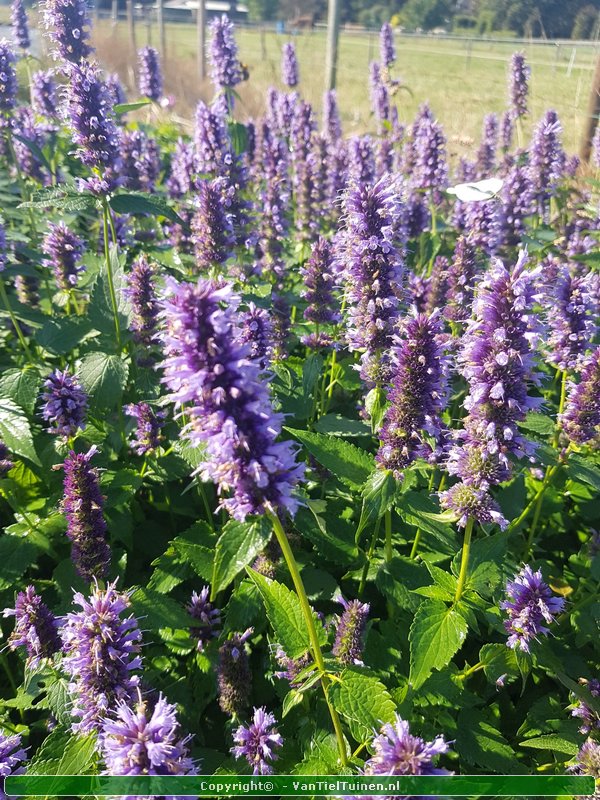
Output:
[
  {"xmin": 124, "ymin": 402, "xmax": 165, "ymax": 456},
  {"xmin": 11, "ymin": 0, "xmax": 30, "ymax": 50},
  {"xmin": 41, "ymin": 0, "xmax": 93, "ymax": 65},
  {"xmin": 232, "ymin": 707, "xmax": 283, "ymax": 775},
  {"xmin": 364, "ymin": 714, "xmax": 450, "ymax": 776},
  {"xmin": 440, "ymin": 483, "xmax": 508, "ymax": 530},
  {"xmin": 42, "ymin": 222, "xmax": 85, "ymax": 291},
  {"xmin": 0, "ymin": 732, "xmax": 27, "ymax": 796},
  {"xmin": 138, "ymin": 46, "xmax": 162, "ymax": 101},
  {"xmin": 546, "ymin": 267, "xmax": 597, "ymax": 372},
  {"xmin": 32, "ymin": 70, "xmax": 58, "ymax": 117},
  {"xmin": 3, "ymin": 586, "xmax": 61, "ymax": 666},
  {"xmin": 218, "ymin": 628, "xmax": 253, "ymax": 717},
  {"xmin": 0, "ymin": 441, "xmax": 14, "ymax": 477},
  {"xmin": 187, "ymin": 587, "xmax": 221, "ymax": 651},
  {"xmin": 0, "ymin": 40, "xmax": 18, "ymax": 117},
  {"xmin": 40, "ymin": 368, "xmax": 87, "ymax": 438},
  {"xmin": 61, "ymin": 581, "xmax": 142, "ymax": 732},
  {"xmin": 100, "ymin": 693, "xmax": 196, "ymax": 777},
  {"xmin": 379, "ymin": 22, "xmax": 396, "ymax": 68},
  {"xmin": 281, "ymin": 42, "xmax": 299, "ymax": 88},
  {"xmin": 501, "ymin": 565, "xmax": 565, "ymax": 652},
  {"xmin": 61, "ymin": 447, "xmax": 110, "ymax": 583},
  {"xmin": 124, "ymin": 254, "xmax": 159, "ymax": 354},
  {"xmin": 209, "ymin": 14, "xmax": 243, "ymax": 92},
  {"xmin": 377, "ymin": 310, "xmax": 449, "ymax": 479},
  {"xmin": 508, "ymin": 52, "xmax": 530, "ymax": 119},
  {"xmin": 571, "ymin": 679, "xmax": 600, "ymax": 735},
  {"xmin": 237, "ymin": 303, "xmax": 275, "ymax": 369},
  {"xmin": 332, "ymin": 596, "xmax": 370, "ymax": 665},
  {"xmin": 190, "ymin": 178, "xmax": 236, "ymax": 272},
  {"xmin": 560, "ymin": 347, "xmax": 600, "ymax": 447},
  {"xmin": 300, "ymin": 236, "xmax": 340, "ymax": 328}
]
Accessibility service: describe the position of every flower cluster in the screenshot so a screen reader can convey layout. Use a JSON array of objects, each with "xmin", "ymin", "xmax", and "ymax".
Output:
[
  {"xmin": 42, "ymin": 0, "xmax": 93, "ymax": 65},
  {"xmin": 209, "ymin": 14, "xmax": 243, "ymax": 92},
  {"xmin": 508, "ymin": 51, "xmax": 529, "ymax": 119},
  {"xmin": 11, "ymin": 0, "xmax": 30, "ymax": 50},
  {"xmin": 232, "ymin": 707, "xmax": 283, "ymax": 775},
  {"xmin": 42, "ymin": 221, "xmax": 85, "ymax": 291},
  {"xmin": 561, "ymin": 347, "xmax": 600, "ymax": 447},
  {"xmin": 217, "ymin": 629, "xmax": 253, "ymax": 717},
  {"xmin": 3, "ymin": 586, "xmax": 61, "ymax": 666},
  {"xmin": 124, "ymin": 402, "xmax": 165, "ymax": 456},
  {"xmin": 281, "ymin": 42, "xmax": 299, "ymax": 88},
  {"xmin": 333, "ymin": 597, "xmax": 370, "ymax": 665},
  {"xmin": 138, "ymin": 46, "xmax": 162, "ymax": 101},
  {"xmin": 501, "ymin": 565, "xmax": 565, "ymax": 652},
  {"xmin": 187, "ymin": 587, "xmax": 221, "ymax": 651},
  {"xmin": 40, "ymin": 368, "xmax": 88, "ymax": 437}
]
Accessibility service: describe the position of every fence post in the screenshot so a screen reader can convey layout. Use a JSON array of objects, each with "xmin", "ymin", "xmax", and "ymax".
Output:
[
  {"xmin": 580, "ymin": 53, "xmax": 600, "ymax": 162},
  {"xmin": 157, "ymin": 0, "xmax": 166, "ymax": 60},
  {"xmin": 111, "ymin": 0, "xmax": 117, "ymax": 26},
  {"xmin": 197, "ymin": 0, "xmax": 206, "ymax": 80},
  {"xmin": 324, "ymin": 0, "xmax": 341, "ymax": 91},
  {"xmin": 127, "ymin": 0, "xmax": 137, "ymax": 54}
]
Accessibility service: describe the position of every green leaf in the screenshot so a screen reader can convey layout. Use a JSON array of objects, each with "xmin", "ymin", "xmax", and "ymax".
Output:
[
  {"xmin": 397, "ymin": 491, "xmax": 457, "ymax": 551},
  {"xmin": 88, "ymin": 246, "xmax": 129, "ymax": 334},
  {"xmin": 520, "ymin": 735, "xmax": 579, "ymax": 756},
  {"xmin": 172, "ymin": 538, "xmax": 213, "ymax": 582},
  {"xmin": 409, "ymin": 599, "xmax": 468, "ymax": 689},
  {"xmin": 0, "ymin": 398, "xmax": 40, "ymax": 465},
  {"xmin": 130, "ymin": 587, "xmax": 192, "ymax": 630},
  {"xmin": 376, "ymin": 556, "xmax": 430, "ymax": 612},
  {"xmin": 520, "ymin": 412, "xmax": 556, "ymax": 437},
  {"xmin": 0, "ymin": 367, "xmax": 41, "ymax": 414},
  {"xmin": 567, "ymin": 454, "xmax": 600, "ymax": 491},
  {"xmin": 37, "ymin": 317, "xmax": 97, "ymax": 355},
  {"xmin": 212, "ymin": 518, "xmax": 271, "ymax": 597},
  {"xmin": 0, "ymin": 535, "xmax": 39, "ymax": 590},
  {"xmin": 284, "ymin": 427, "xmax": 374, "ymax": 489},
  {"xmin": 479, "ymin": 643, "xmax": 520, "ymax": 685},
  {"xmin": 456, "ymin": 708, "xmax": 522, "ymax": 773},
  {"xmin": 314, "ymin": 414, "xmax": 371, "ymax": 438},
  {"xmin": 109, "ymin": 192, "xmax": 185, "ymax": 226},
  {"xmin": 45, "ymin": 675, "xmax": 72, "ymax": 726},
  {"xmin": 13, "ymin": 133, "xmax": 53, "ymax": 174},
  {"xmin": 329, "ymin": 668, "xmax": 396, "ymax": 743},
  {"xmin": 302, "ymin": 353, "xmax": 323, "ymax": 404},
  {"xmin": 78, "ymin": 352, "xmax": 129, "ymax": 410},
  {"xmin": 28, "ymin": 728, "xmax": 97, "ymax": 775},
  {"xmin": 356, "ymin": 469, "xmax": 398, "ymax": 541},
  {"xmin": 114, "ymin": 99, "xmax": 151, "ymax": 114},
  {"xmin": 364, "ymin": 387, "xmax": 388, "ymax": 433},
  {"xmin": 248, "ymin": 569, "xmax": 326, "ymax": 659}
]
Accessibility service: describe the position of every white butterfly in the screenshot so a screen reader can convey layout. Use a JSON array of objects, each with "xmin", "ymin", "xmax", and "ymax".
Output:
[{"xmin": 446, "ymin": 177, "xmax": 503, "ymax": 202}]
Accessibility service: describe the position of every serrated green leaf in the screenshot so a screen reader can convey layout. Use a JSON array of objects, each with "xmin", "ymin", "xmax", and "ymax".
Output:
[
  {"xmin": 78, "ymin": 352, "xmax": 129, "ymax": 410},
  {"xmin": 329, "ymin": 668, "xmax": 396, "ymax": 743},
  {"xmin": 0, "ymin": 535, "xmax": 39, "ymax": 590},
  {"xmin": 376, "ymin": 556, "xmax": 430, "ymax": 612},
  {"xmin": 314, "ymin": 414, "xmax": 371, "ymax": 437},
  {"xmin": 409, "ymin": 600, "xmax": 468, "ymax": 689},
  {"xmin": 27, "ymin": 728, "xmax": 97, "ymax": 775},
  {"xmin": 456, "ymin": 708, "xmax": 522, "ymax": 772},
  {"xmin": 355, "ymin": 469, "xmax": 398, "ymax": 542},
  {"xmin": 114, "ymin": 99, "xmax": 151, "ymax": 114},
  {"xmin": 110, "ymin": 192, "xmax": 185, "ymax": 226},
  {"xmin": 212, "ymin": 518, "xmax": 271, "ymax": 597},
  {"xmin": 364, "ymin": 387, "xmax": 388, "ymax": 433},
  {"xmin": 567, "ymin": 454, "xmax": 600, "ymax": 491},
  {"xmin": 520, "ymin": 412, "xmax": 556, "ymax": 437},
  {"xmin": 248, "ymin": 570, "xmax": 326, "ymax": 659},
  {"xmin": 172, "ymin": 539, "xmax": 213, "ymax": 582},
  {"xmin": 130, "ymin": 587, "xmax": 192, "ymax": 630},
  {"xmin": 285, "ymin": 427, "xmax": 374, "ymax": 489},
  {"xmin": 520, "ymin": 735, "xmax": 579, "ymax": 756},
  {"xmin": 479, "ymin": 643, "xmax": 519, "ymax": 685},
  {"xmin": 0, "ymin": 398, "xmax": 40, "ymax": 465},
  {"xmin": 302, "ymin": 353, "xmax": 323, "ymax": 404},
  {"xmin": 397, "ymin": 491, "xmax": 457, "ymax": 551},
  {"xmin": 37, "ymin": 317, "xmax": 97, "ymax": 356},
  {"xmin": 88, "ymin": 246, "xmax": 129, "ymax": 334},
  {"xmin": 0, "ymin": 368, "xmax": 41, "ymax": 414}
]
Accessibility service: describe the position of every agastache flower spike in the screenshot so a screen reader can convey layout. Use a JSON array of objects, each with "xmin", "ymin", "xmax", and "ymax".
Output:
[
  {"xmin": 100, "ymin": 693, "xmax": 196, "ymax": 777},
  {"xmin": 187, "ymin": 587, "xmax": 221, "ymax": 651},
  {"xmin": 0, "ymin": 441, "xmax": 14, "ymax": 477},
  {"xmin": 501, "ymin": 565, "xmax": 565, "ymax": 652},
  {"xmin": 40, "ymin": 368, "xmax": 87, "ymax": 437},
  {"xmin": 545, "ymin": 267, "xmax": 597, "ymax": 372},
  {"xmin": 14, "ymin": 274, "xmax": 39, "ymax": 307},
  {"xmin": 41, "ymin": 0, "xmax": 93, "ymax": 65},
  {"xmin": 508, "ymin": 51, "xmax": 530, "ymax": 119},
  {"xmin": 560, "ymin": 347, "xmax": 600, "ymax": 447},
  {"xmin": 11, "ymin": 0, "xmax": 30, "ymax": 50},
  {"xmin": 124, "ymin": 403, "xmax": 165, "ymax": 456},
  {"xmin": 3, "ymin": 586, "xmax": 61, "ymax": 666},
  {"xmin": 332, "ymin": 597, "xmax": 370, "ymax": 665},
  {"xmin": 190, "ymin": 178, "xmax": 236, "ymax": 272},
  {"xmin": 209, "ymin": 14, "xmax": 243, "ymax": 97},
  {"xmin": 440, "ymin": 482, "xmax": 508, "ymax": 530},
  {"xmin": 528, "ymin": 109, "xmax": 565, "ymax": 216},
  {"xmin": 476, "ymin": 113, "xmax": 498, "ymax": 178},
  {"xmin": 42, "ymin": 222, "xmax": 85, "ymax": 290},
  {"xmin": 379, "ymin": 22, "xmax": 396, "ymax": 67},
  {"xmin": 300, "ymin": 236, "xmax": 340, "ymax": 330},
  {"xmin": 0, "ymin": 731, "xmax": 27, "ymax": 793},
  {"xmin": 218, "ymin": 629, "xmax": 253, "ymax": 717},
  {"xmin": 161, "ymin": 278, "xmax": 304, "ymax": 520},
  {"xmin": 137, "ymin": 46, "xmax": 162, "ymax": 101},
  {"xmin": 32, "ymin": 70, "xmax": 58, "ymax": 117},
  {"xmin": 61, "ymin": 448, "xmax": 110, "ymax": 584},
  {"xmin": 377, "ymin": 310, "xmax": 450, "ymax": 479},
  {"xmin": 61, "ymin": 581, "xmax": 142, "ymax": 732},
  {"xmin": 412, "ymin": 114, "xmax": 448, "ymax": 198},
  {"xmin": 364, "ymin": 714, "xmax": 450, "ymax": 780},
  {"xmin": 232, "ymin": 707, "xmax": 283, "ymax": 775},
  {"xmin": 237, "ymin": 303, "xmax": 275, "ymax": 369},
  {"xmin": 124, "ymin": 254, "xmax": 159, "ymax": 356},
  {"xmin": 281, "ymin": 42, "xmax": 298, "ymax": 87},
  {"xmin": 194, "ymin": 100, "xmax": 232, "ymax": 177},
  {"xmin": 0, "ymin": 40, "xmax": 18, "ymax": 118}
]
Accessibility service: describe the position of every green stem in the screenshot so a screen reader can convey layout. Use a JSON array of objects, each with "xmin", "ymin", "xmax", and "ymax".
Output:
[
  {"xmin": 409, "ymin": 529, "xmax": 422, "ymax": 560},
  {"xmin": 101, "ymin": 199, "xmax": 122, "ymax": 351},
  {"xmin": 384, "ymin": 509, "xmax": 393, "ymax": 562},
  {"xmin": 358, "ymin": 516, "xmax": 382, "ymax": 597},
  {"xmin": 454, "ymin": 518, "xmax": 474, "ymax": 604},
  {"xmin": 457, "ymin": 660, "xmax": 484, "ymax": 681},
  {"xmin": 0, "ymin": 280, "xmax": 34, "ymax": 363},
  {"xmin": 267, "ymin": 509, "xmax": 348, "ymax": 767}
]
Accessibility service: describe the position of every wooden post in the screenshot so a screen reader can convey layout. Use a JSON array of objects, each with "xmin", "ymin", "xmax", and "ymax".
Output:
[
  {"xmin": 127, "ymin": 0, "xmax": 137, "ymax": 54},
  {"xmin": 111, "ymin": 0, "xmax": 118, "ymax": 26},
  {"xmin": 580, "ymin": 53, "xmax": 600, "ymax": 162},
  {"xmin": 324, "ymin": 0, "xmax": 341, "ymax": 91},
  {"xmin": 197, "ymin": 0, "xmax": 206, "ymax": 80},
  {"xmin": 157, "ymin": 0, "xmax": 166, "ymax": 60}
]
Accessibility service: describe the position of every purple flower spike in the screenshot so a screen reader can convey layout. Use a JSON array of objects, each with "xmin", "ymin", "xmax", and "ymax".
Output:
[
  {"xmin": 191, "ymin": 178, "xmax": 236, "ymax": 271},
  {"xmin": 124, "ymin": 254, "xmax": 159, "ymax": 355},
  {"xmin": 120, "ymin": 129, "xmax": 161, "ymax": 192},
  {"xmin": 232, "ymin": 707, "xmax": 283, "ymax": 775},
  {"xmin": 42, "ymin": 221, "xmax": 85, "ymax": 291},
  {"xmin": 571, "ymin": 739, "xmax": 600, "ymax": 780},
  {"xmin": 364, "ymin": 714, "xmax": 450, "ymax": 776},
  {"xmin": 377, "ymin": 310, "xmax": 450, "ymax": 479},
  {"xmin": 300, "ymin": 236, "xmax": 340, "ymax": 327},
  {"xmin": 187, "ymin": 587, "xmax": 221, "ymax": 651},
  {"xmin": 218, "ymin": 629, "xmax": 253, "ymax": 717},
  {"xmin": 61, "ymin": 581, "xmax": 142, "ymax": 733},
  {"xmin": 138, "ymin": 46, "xmax": 162, "ymax": 101},
  {"xmin": 124, "ymin": 402, "xmax": 165, "ymax": 456},
  {"xmin": 281, "ymin": 42, "xmax": 298, "ymax": 88},
  {"xmin": 41, "ymin": 0, "xmax": 93, "ymax": 65},
  {"xmin": 340, "ymin": 174, "xmax": 405, "ymax": 386},
  {"xmin": 3, "ymin": 586, "xmax": 61, "ymax": 666},
  {"xmin": 0, "ymin": 40, "xmax": 18, "ymax": 116},
  {"xmin": 40, "ymin": 368, "xmax": 87, "ymax": 438},
  {"xmin": 501, "ymin": 565, "xmax": 565, "ymax": 652},
  {"xmin": 274, "ymin": 648, "xmax": 312, "ymax": 688},
  {"xmin": 412, "ymin": 113, "xmax": 448, "ymax": 196},
  {"xmin": 32, "ymin": 70, "xmax": 58, "ymax": 117},
  {"xmin": 237, "ymin": 303, "xmax": 275, "ymax": 369},
  {"xmin": 508, "ymin": 52, "xmax": 530, "ymax": 120},
  {"xmin": 209, "ymin": 14, "xmax": 243, "ymax": 93},
  {"xmin": 528, "ymin": 109, "xmax": 565, "ymax": 216},
  {"xmin": 440, "ymin": 483, "xmax": 508, "ymax": 530},
  {"xmin": 561, "ymin": 347, "xmax": 600, "ymax": 447},
  {"xmin": 161, "ymin": 278, "xmax": 304, "ymax": 520},
  {"xmin": 100, "ymin": 693, "xmax": 196, "ymax": 777},
  {"xmin": 379, "ymin": 22, "xmax": 396, "ymax": 68},
  {"xmin": 11, "ymin": 0, "xmax": 30, "ymax": 50},
  {"xmin": 546, "ymin": 267, "xmax": 597, "ymax": 372},
  {"xmin": 0, "ymin": 440, "xmax": 14, "ymax": 477},
  {"xmin": 571, "ymin": 679, "xmax": 600, "ymax": 735},
  {"xmin": 61, "ymin": 447, "xmax": 111, "ymax": 583},
  {"xmin": 476, "ymin": 113, "xmax": 498, "ymax": 178},
  {"xmin": 0, "ymin": 731, "xmax": 27, "ymax": 793},
  {"xmin": 332, "ymin": 596, "xmax": 370, "ymax": 665}
]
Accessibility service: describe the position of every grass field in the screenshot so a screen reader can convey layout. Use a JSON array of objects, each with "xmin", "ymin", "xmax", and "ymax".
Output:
[{"xmin": 2, "ymin": 1, "xmax": 599, "ymax": 157}]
